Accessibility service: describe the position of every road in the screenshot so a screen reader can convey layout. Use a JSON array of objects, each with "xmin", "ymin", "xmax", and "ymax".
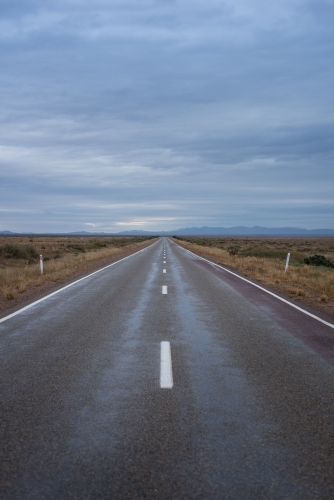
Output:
[{"xmin": 1, "ymin": 237, "xmax": 334, "ymax": 499}]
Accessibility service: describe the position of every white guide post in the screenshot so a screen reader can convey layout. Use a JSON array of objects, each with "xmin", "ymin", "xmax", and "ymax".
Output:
[
  {"xmin": 40, "ymin": 254, "xmax": 44, "ymax": 274},
  {"xmin": 285, "ymin": 252, "xmax": 290, "ymax": 272}
]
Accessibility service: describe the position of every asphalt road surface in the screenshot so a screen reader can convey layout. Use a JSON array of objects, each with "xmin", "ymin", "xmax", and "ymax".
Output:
[{"xmin": 1, "ymin": 238, "xmax": 334, "ymax": 499}]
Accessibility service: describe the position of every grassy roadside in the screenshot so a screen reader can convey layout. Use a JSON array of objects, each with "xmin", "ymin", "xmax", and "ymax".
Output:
[
  {"xmin": 171, "ymin": 236, "xmax": 334, "ymax": 320},
  {"xmin": 0, "ymin": 236, "xmax": 157, "ymax": 314}
]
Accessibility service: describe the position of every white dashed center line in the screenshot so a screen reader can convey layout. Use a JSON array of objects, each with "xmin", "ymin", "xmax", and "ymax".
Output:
[
  {"xmin": 162, "ymin": 285, "xmax": 168, "ymax": 294},
  {"xmin": 163, "ymin": 269, "xmax": 166, "ymax": 273},
  {"xmin": 160, "ymin": 341, "xmax": 173, "ymax": 389},
  {"xmin": 163, "ymin": 260, "xmax": 166, "ymax": 263}
]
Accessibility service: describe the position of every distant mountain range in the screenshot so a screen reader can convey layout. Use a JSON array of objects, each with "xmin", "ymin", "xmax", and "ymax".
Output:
[
  {"xmin": 1, "ymin": 226, "xmax": 334, "ymax": 236},
  {"xmin": 116, "ymin": 226, "xmax": 334, "ymax": 236}
]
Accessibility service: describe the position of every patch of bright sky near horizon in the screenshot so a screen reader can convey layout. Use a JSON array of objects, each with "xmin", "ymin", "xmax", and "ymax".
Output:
[{"xmin": 0, "ymin": 0, "xmax": 333, "ymax": 232}]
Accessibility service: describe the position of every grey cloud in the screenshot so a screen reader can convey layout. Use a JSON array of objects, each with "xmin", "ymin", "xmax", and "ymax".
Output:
[{"xmin": 0, "ymin": 0, "xmax": 333, "ymax": 232}]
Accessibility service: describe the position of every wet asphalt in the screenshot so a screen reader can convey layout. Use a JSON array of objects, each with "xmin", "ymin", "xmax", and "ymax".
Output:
[{"xmin": 1, "ymin": 238, "xmax": 334, "ymax": 499}]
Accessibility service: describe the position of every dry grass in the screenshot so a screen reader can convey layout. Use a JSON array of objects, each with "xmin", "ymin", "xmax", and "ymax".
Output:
[
  {"xmin": 172, "ymin": 236, "xmax": 334, "ymax": 319},
  {"xmin": 0, "ymin": 236, "xmax": 156, "ymax": 303}
]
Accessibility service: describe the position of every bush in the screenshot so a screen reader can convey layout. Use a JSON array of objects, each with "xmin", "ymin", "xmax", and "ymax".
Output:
[
  {"xmin": 67, "ymin": 244, "xmax": 85, "ymax": 252},
  {"xmin": 304, "ymin": 255, "xmax": 334, "ymax": 268},
  {"xmin": 229, "ymin": 245, "xmax": 240, "ymax": 255},
  {"xmin": 0, "ymin": 243, "xmax": 39, "ymax": 260}
]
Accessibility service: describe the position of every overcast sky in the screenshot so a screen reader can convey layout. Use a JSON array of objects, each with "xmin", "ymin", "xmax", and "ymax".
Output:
[{"xmin": 1, "ymin": 0, "xmax": 333, "ymax": 232}]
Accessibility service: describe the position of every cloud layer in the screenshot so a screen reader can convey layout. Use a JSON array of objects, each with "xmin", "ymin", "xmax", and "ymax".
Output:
[{"xmin": 1, "ymin": 0, "xmax": 333, "ymax": 231}]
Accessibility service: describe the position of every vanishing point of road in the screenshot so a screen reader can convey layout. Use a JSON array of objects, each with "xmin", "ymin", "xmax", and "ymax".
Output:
[{"xmin": 1, "ymin": 238, "xmax": 334, "ymax": 499}]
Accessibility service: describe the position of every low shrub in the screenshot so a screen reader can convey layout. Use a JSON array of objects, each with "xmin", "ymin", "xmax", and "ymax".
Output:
[
  {"xmin": 304, "ymin": 255, "xmax": 334, "ymax": 268},
  {"xmin": 67, "ymin": 244, "xmax": 85, "ymax": 252},
  {"xmin": 0, "ymin": 243, "xmax": 38, "ymax": 261},
  {"xmin": 229, "ymin": 245, "xmax": 240, "ymax": 255}
]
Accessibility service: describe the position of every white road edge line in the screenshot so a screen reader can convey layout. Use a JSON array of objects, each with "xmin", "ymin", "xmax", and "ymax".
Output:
[
  {"xmin": 0, "ymin": 239, "xmax": 161, "ymax": 324},
  {"xmin": 172, "ymin": 239, "xmax": 334, "ymax": 329},
  {"xmin": 160, "ymin": 341, "xmax": 173, "ymax": 388},
  {"xmin": 162, "ymin": 285, "xmax": 168, "ymax": 294}
]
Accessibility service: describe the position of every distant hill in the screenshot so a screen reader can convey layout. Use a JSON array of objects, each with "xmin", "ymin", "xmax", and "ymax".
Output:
[
  {"xmin": 1, "ymin": 227, "xmax": 334, "ymax": 236},
  {"xmin": 167, "ymin": 226, "xmax": 334, "ymax": 236},
  {"xmin": 116, "ymin": 230, "xmax": 160, "ymax": 236},
  {"xmin": 117, "ymin": 226, "xmax": 334, "ymax": 236},
  {"xmin": 68, "ymin": 231, "xmax": 107, "ymax": 235}
]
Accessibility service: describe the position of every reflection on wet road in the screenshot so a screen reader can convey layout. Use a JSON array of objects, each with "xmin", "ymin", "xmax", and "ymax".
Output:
[{"xmin": 1, "ymin": 238, "xmax": 334, "ymax": 499}]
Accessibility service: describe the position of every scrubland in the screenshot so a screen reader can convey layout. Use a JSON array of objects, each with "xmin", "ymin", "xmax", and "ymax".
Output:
[
  {"xmin": 172, "ymin": 236, "xmax": 334, "ymax": 319},
  {"xmin": 0, "ymin": 236, "xmax": 156, "ymax": 313}
]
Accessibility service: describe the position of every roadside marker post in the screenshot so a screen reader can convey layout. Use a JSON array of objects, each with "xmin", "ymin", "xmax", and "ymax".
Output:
[
  {"xmin": 285, "ymin": 252, "xmax": 290, "ymax": 272},
  {"xmin": 40, "ymin": 255, "xmax": 44, "ymax": 274}
]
